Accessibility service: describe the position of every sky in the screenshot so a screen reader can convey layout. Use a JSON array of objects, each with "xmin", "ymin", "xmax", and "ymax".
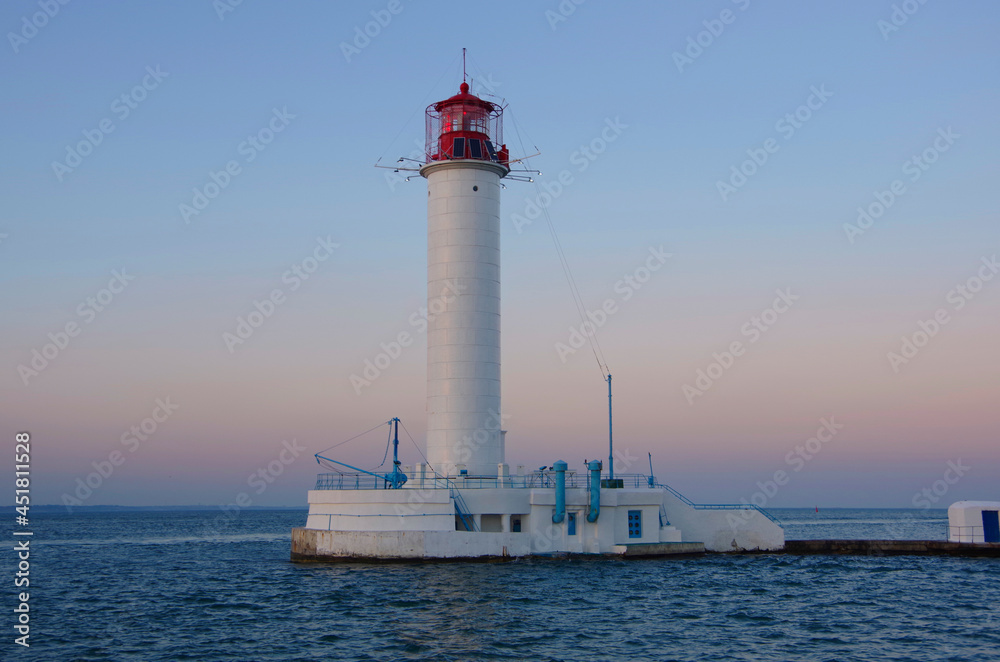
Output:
[{"xmin": 1, "ymin": 0, "xmax": 998, "ymax": 510}]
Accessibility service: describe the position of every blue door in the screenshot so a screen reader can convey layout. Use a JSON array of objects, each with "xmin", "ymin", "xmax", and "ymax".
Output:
[{"xmin": 983, "ymin": 510, "xmax": 1000, "ymax": 543}]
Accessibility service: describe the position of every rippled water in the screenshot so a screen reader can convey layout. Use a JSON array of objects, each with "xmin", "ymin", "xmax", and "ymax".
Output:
[{"xmin": 10, "ymin": 509, "xmax": 998, "ymax": 661}]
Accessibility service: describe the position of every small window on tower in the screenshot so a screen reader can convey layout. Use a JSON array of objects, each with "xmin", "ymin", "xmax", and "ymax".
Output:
[
  {"xmin": 468, "ymin": 139, "xmax": 483, "ymax": 159},
  {"xmin": 452, "ymin": 137, "xmax": 466, "ymax": 159}
]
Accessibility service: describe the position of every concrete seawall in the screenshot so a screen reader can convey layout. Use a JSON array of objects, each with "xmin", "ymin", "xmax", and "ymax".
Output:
[
  {"xmin": 291, "ymin": 528, "xmax": 705, "ymax": 562},
  {"xmin": 291, "ymin": 528, "xmax": 1000, "ymax": 562},
  {"xmin": 783, "ymin": 539, "xmax": 1000, "ymax": 557}
]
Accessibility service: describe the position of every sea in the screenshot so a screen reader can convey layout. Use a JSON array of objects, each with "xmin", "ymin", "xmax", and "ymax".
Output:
[{"xmin": 7, "ymin": 507, "xmax": 998, "ymax": 661}]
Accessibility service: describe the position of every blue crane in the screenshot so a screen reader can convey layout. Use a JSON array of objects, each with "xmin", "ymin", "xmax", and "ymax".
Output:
[{"xmin": 314, "ymin": 417, "xmax": 408, "ymax": 489}]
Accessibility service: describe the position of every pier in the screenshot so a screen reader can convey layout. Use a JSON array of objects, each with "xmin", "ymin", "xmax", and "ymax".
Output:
[{"xmin": 781, "ymin": 539, "xmax": 1000, "ymax": 557}]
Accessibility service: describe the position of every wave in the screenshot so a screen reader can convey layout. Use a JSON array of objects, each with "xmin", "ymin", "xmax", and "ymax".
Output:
[{"xmin": 36, "ymin": 532, "xmax": 291, "ymax": 547}]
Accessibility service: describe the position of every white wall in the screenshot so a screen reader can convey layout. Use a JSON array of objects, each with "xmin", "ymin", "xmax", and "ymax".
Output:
[
  {"xmin": 305, "ymin": 488, "xmax": 453, "ymax": 532},
  {"xmin": 661, "ymin": 490, "xmax": 784, "ymax": 551}
]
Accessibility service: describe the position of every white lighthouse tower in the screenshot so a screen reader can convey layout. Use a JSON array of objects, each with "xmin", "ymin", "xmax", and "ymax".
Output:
[
  {"xmin": 292, "ymin": 68, "xmax": 784, "ymax": 561},
  {"xmin": 421, "ymin": 81, "xmax": 510, "ymax": 478}
]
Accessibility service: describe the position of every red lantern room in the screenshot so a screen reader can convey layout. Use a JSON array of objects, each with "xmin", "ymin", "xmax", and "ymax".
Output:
[{"xmin": 424, "ymin": 82, "xmax": 509, "ymax": 167}]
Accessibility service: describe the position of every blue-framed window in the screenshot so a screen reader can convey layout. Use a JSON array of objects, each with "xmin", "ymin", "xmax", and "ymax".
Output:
[
  {"xmin": 512, "ymin": 517, "xmax": 521, "ymax": 533},
  {"xmin": 567, "ymin": 512, "xmax": 577, "ymax": 535},
  {"xmin": 628, "ymin": 510, "xmax": 642, "ymax": 538}
]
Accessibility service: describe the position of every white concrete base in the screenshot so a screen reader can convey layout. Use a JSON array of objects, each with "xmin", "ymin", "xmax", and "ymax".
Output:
[
  {"xmin": 293, "ymin": 481, "xmax": 785, "ymax": 559},
  {"xmin": 291, "ymin": 528, "xmax": 708, "ymax": 561},
  {"xmin": 292, "ymin": 528, "xmax": 531, "ymax": 561}
]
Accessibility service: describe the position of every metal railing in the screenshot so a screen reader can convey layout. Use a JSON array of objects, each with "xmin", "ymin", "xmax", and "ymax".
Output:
[
  {"xmin": 655, "ymin": 481, "xmax": 783, "ymax": 526},
  {"xmin": 452, "ymin": 488, "xmax": 479, "ymax": 532},
  {"xmin": 312, "ymin": 471, "xmax": 781, "ymax": 526},
  {"xmin": 949, "ymin": 525, "xmax": 986, "ymax": 543},
  {"xmin": 314, "ymin": 473, "xmax": 397, "ymax": 490},
  {"xmin": 314, "ymin": 471, "xmax": 591, "ymax": 491}
]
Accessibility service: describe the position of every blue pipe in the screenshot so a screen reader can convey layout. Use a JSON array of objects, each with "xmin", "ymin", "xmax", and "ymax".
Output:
[
  {"xmin": 587, "ymin": 460, "xmax": 601, "ymax": 522},
  {"xmin": 552, "ymin": 460, "xmax": 567, "ymax": 524}
]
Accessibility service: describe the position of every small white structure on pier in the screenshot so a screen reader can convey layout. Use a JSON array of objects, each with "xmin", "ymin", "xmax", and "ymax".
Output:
[
  {"xmin": 949, "ymin": 501, "xmax": 1000, "ymax": 543},
  {"xmin": 291, "ymin": 73, "xmax": 784, "ymax": 562}
]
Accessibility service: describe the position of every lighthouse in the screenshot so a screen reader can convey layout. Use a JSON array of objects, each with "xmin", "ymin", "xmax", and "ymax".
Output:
[
  {"xmin": 420, "ymin": 82, "xmax": 510, "ymax": 478},
  {"xmin": 292, "ymin": 67, "xmax": 785, "ymax": 561}
]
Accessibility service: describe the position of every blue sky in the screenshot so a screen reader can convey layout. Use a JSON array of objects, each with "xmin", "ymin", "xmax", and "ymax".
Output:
[{"xmin": 1, "ymin": 1, "xmax": 998, "ymax": 508}]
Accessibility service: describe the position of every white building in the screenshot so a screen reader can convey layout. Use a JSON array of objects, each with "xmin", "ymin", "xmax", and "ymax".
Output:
[
  {"xmin": 949, "ymin": 501, "xmax": 1000, "ymax": 543},
  {"xmin": 292, "ymin": 78, "xmax": 783, "ymax": 561}
]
